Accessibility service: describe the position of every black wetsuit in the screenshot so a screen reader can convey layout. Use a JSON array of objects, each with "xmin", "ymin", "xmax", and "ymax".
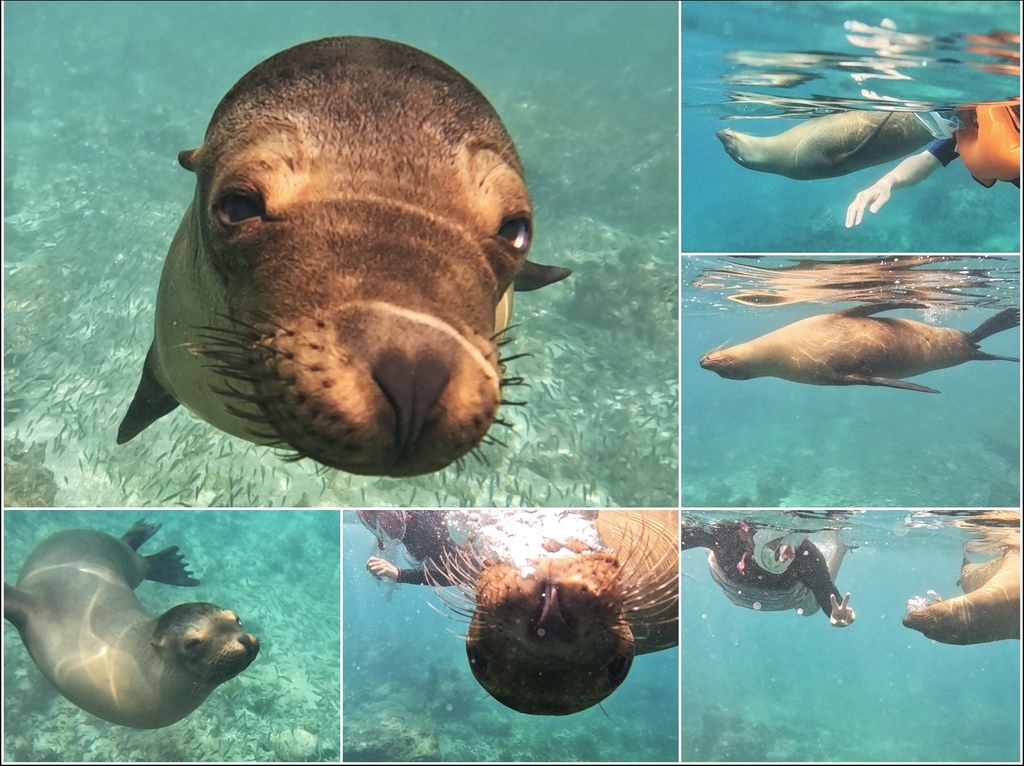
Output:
[
  {"xmin": 392, "ymin": 511, "xmax": 461, "ymax": 586},
  {"xmin": 682, "ymin": 523, "xmax": 841, "ymax": 619}
]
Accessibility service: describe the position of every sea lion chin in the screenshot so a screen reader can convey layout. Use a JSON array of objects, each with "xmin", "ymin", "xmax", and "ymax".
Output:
[
  {"xmin": 466, "ymin": 554, "xmax": 636, "ymax": 716},
  {"xmin": 116, "ymin": 36, "xmax": 570, "ymax": 477}
]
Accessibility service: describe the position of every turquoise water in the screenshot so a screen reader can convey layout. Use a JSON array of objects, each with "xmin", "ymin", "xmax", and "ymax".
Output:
[
  {"xmin": 3, "ymin": 1, "xmax": 678, "ymax": 508},
  {"xmin": 681, "ymin": 0, "xmax": 1022, "ymax": 252},
  {"xmin": 3, "ymin": 509, "xmax": 340, "ymax": 762},
  {"xmin": 342, "ymin": 512, "xmax": 680, "ymax": 762},
  {"xmin": 682, "ymin": 255, "xmax": 1021, "ymax": 508},
  {"xmin": 682, "ymin": 511, "xmax": 1021, "ymax": 763}
]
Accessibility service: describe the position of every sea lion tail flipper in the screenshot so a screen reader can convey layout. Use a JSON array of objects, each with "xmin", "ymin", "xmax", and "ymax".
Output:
[
  {"xmin": 144, "ymin": 545, "xmax": 201, "ymax": 587},
  {"xmin": 117, "ymin": 345, "xmax": 182, "ymax": 444},
  {"xmin": 513, "ymin": 260, "xmax": 572, "ymax": 292},
  {"xmin": 3, "ymin": 583, "xmax": 33, "ymax": 631},
  {"xmin": 967, "ymin": 307, "xmax": 1020, "ymax": 344},
  {"xmin": 838, "ymin": 373, "xmax": 940, "ymax": 394},
  {"xmin": 122, "ymin": 519, "xmax": 163, "ymax": 550}
]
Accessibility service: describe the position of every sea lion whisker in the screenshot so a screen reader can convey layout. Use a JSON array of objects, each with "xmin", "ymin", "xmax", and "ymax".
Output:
[
  {"xmin": 498, "ymin": 352, "xmax": 532, "ymax": 364},
  {"xmin": 491, "ymin": 323, "xmax": 521, "ymax": 344}
]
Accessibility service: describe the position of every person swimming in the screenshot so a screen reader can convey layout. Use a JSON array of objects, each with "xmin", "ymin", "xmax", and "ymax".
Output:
[{"xmin": 683, "ymin": 520, "xmax": 855, "ymax": 627}]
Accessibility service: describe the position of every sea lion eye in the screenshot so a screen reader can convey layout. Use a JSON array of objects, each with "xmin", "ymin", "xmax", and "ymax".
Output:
[
  {"xmin": 466, "ymin": 646, "xmax": 488, "ymax": 675},
  {"xmin": 606, "ymin": 654, "xmax": 632, "ymax": 685},
  {"xmin": 185, "ymin": 638, "xmax": 204, "ymax": 653},
  {"xmin": 216, "ymin": 191, "xmax": 265, "ymax": 225},
  {"xmin": 496, "ymin": 216, "xmax": 531, "ymax": 253}
]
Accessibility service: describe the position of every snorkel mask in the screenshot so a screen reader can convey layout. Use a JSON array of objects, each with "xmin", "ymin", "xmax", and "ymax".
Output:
[
  {"xmin": 358, "ymin": 511, "xmax": 407, "ymax": 550},
  {"xmin": 914, "ymin": 110, "xmax": 964, "ymax": 139},
  {"xmin": 752, "ymin": 530, "xmax": 806, "ymax": 574}
]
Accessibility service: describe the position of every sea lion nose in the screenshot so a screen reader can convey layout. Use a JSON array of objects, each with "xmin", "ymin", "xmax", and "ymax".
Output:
[
  {"xmin": 372, "ymin": 351, "xmax": 451, "ymax": 457},
  {"xmin": 532, "ymin": 581, "xmax": 575, "ymax": 642},
  {"xmin": 239, "ymin": 632, "xmax": 260, "ymax": 658}
]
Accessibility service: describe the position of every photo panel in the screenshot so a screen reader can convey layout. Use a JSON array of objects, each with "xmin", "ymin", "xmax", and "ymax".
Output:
[
  {"xmin": 342, "ymin": 509, "xmax": 680, "ymax": 762},
  {"xmin": 2, "ymin": 1, "xmax": 679, "ymax": 511},
  {"xmin": 3, "ymin": 509, "xmax": 341, "ymax": 762},
  {"xmin": 680, "ymin": 510, "xmax": 1021, "ymax": 763}
]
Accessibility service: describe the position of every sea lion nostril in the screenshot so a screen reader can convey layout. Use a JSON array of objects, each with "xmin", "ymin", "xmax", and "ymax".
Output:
[{"xmin": 371, "ymin": 352, "xmax": 451, "ymax": 457}]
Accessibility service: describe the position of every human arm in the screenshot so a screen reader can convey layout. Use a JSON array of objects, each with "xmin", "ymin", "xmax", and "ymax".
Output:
[
  {"xmin": 844, "ymin": 149, "xmax": 943, "ymax": 227},
  {"xmin": 789, "ymin": 541, "xmax": 855, "ymax": 625}
]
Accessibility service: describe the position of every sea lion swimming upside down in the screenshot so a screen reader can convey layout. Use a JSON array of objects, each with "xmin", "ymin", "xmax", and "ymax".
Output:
[
  {"xmin": 436, "ymin": 510, "xmax": 679, "ymax": 715},
  {"xmin": 116, "ymin": 36, "xmax": 570, "ymax": 477},
  {"xmin": 903, "ymin": 547, "xmax": 1021, "ymax": 645},
  {"xmin": 700, "ymin": 303, "xmax": 1020, "ymax": 393}
]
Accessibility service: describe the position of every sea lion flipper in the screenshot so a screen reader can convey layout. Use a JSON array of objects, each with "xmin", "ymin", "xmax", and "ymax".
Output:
[
  {"xmin": 968, "ymin": 307, "xmax": 1020, "ymax": 343},
  {"xmin": 144, "ymin": 545, "xmax": 200, "ymax": 587},
  {"xmin": 3, "ymin": 583, "xmax": 32, "ymax": 632},
  {"xmin": 839, "ymin": 373, "xmax": 940, "ymax": 394},
  {"xmin": 514, "ymin": 260, "xmax": 572, "ymax": 292},
  {"xmin": 832, "ymin": 111, "xmax": 892, "ymax": 165},
  {"xmin": 121, "ymin": 519, "xmax": 163, "ymax": 550},
  {"xmin": 117, "ymin": 345, "xmax": 181, "ymax": 444}
]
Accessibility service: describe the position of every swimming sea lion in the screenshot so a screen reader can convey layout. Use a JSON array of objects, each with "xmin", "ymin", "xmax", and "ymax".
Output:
[
  {"xmin": 903, "ymin": 547, "xmax": 1021, "ymax": 645},
  {"xmin": 435, "ymin": 510, "xmax": 678, "ymax": 715},
  {"xmin": 716, "ymin": 110, "xmax": 934, "ymax": 180},
  {"xmin": 700, "ymin": 303, "xmax": 1020, "ymax": 393},
  {"xmin": 4, "ymin": 520, "xmax": 259, "ymax": 728},
  {"xmin": 116, "ymin": 36, "xmax": 570, "ymax": 477}
]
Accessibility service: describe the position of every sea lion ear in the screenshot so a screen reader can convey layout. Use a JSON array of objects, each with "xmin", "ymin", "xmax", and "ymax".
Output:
[
  {"xmin": 514, "ymin": 260, "xmax": 572, "ymax": 292},
  {"xmin": 178, "ymin": 148, "xmax": 201, "ymax": 172}
]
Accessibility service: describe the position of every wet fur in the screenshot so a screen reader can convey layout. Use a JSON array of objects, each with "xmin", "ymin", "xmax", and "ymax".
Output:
[
  {"xmin": 429, "ymin": 511, "xmax": 679, "ymax": 715},
  {"xmin": 118, "ymin": 37, "xmax": 550, "ymax": 477}
]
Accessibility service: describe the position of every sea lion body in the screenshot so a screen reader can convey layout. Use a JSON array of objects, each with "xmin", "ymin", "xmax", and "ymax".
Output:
[
  {"xmin": 3, "ymin": 522, "xmax": 258, "ymax": 728},
  {"xmin": 716, "ymin": 110, "xmax": 933, "ymax": 180},
  {"xmin": 700, "ymin": 303, "xmax": 1020, "ymax": 393},
  {"xmin": 445, "ymin": 510, "xmax": 678, "ymax": 715},
  {"xmin": 117, "ymin": 36, "xmax": 569, "ymax": 477},
  {"xmin": 903, "ymin": 548, "xmax": 1021, "ymax": 645}
]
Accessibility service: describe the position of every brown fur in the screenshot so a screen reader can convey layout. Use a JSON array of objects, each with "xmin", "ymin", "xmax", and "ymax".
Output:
[
  {"xmin": 118, "ymin": 37, "xmax": 536, "ymax": 476},
  {"xmin": 903, "ymin": 548, "xmax": 1020, "ymax": 645},
  {"xmin": 700, "ymin": 303, "xmax": 1019, "ymax": 393},
  {"xmin": 463, "ymin": 510, "xmax": 678, "ymax": 715},
  {"xmin": 717, "ymin": 110, "xmax": 933, "ymax": 180}
]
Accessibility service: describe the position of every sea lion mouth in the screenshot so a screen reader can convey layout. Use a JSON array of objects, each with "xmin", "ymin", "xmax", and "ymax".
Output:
[
  {"xmin": 195, "ymin": 302, "xmax": 525, "ymax": 476},
  {"xmin": 460, "ymin": 555, "xmax": 637, "ymax": 715}
]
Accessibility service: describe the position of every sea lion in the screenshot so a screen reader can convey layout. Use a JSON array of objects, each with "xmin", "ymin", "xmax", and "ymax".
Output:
[
  {"xmin": 903, "ymin": 547, "xmax": 1021, "ymax": 645},
  {"xmin": 716, "ymin": 110, "xmax": 934, "ymax": 180},
  {"xmin": 433, "ymin": 510, "xmax": 678, "ymax": 715},
  {"xmin": 700, "ymin": 302, "xmax": 1020, "ymax": 393},
  {"xmin": 116, "ymin": 36, "xmax": 570, "ymax": 477},
  {"xmin": 4, "ymin": 520, "xmax": 259, "ymax": 728}
]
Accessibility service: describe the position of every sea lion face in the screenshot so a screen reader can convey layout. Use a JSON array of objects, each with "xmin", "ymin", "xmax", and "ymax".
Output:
[
  {"xmin": 153, "ymin": 603, "xmax": 260, "ymax": 685},
  {"xmin": 158, "ymin": 37, "xmax": 534, "ymax": 476},
  {"xmin": 699, "ymin": 349, "xmax": 751, "ymax": 379},
  {"xmin": 464, "ymin": 554, "xmax": 635, "ymax": 715},
  {"xmin": 715, "ymin": 128, "xmax": 760, "ymax": 170}
]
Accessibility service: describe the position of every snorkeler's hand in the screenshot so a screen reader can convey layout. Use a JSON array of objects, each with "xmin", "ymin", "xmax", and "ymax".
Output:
[
  {"xmin": 366, "ymin": 557, "xmax": 399, "ymax": 581},
  {"xmin": 845, "ymin": 180, "xmax": 892, "ymax": 227},
  {"xmin": 829, "ymin": 592, "xmax": 856, "ymax": 627}
]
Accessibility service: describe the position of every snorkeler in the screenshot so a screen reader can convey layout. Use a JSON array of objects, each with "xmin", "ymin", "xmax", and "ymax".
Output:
[
  {"xmin": 360, "ymin": 510, "xmax": 460, "ymax": 585},
  {"xmin": 683, "ymin": 520, "xmax": 856, "ymax": 627},
  {"xmin": 845, "ymin": 101, "xmax": 1020, "ymax": 227}
]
